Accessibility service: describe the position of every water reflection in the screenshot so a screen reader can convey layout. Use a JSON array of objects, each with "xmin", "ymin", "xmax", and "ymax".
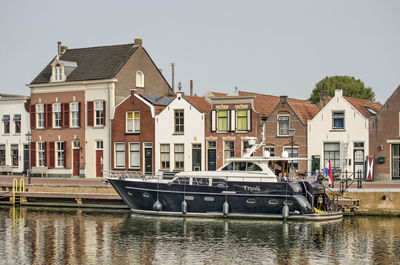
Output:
[{"xmin": 0, "ymin": 207, "xmax": 400, "ymax": 264}]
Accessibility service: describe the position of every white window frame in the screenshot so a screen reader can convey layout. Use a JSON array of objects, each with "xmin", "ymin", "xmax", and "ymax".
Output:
[
  {"xmin": 95, "ymin": 101, "xmax": 104, "ymax": 127},
  {"xmin": 224, "ymin": 140, "xmax": 235, "ymax": 163},
  {"xmin": 236, "ymin": 109, "xmax": 248, "ymax": 131},
  {"xmin": 37, "ymin": 141, "xmax": 46, "ymax": 167},
  {"xmin": 332, "ymin": 111, "xmax": 345, "ymax": 130},
  {"xmin": 174, "ymin": 109, "xmax": 184, "ymax": 133},
  {"xmin": 14, "ymin": 115, "xmax": 21, "ymax": 134},
  {"xmin": 10, "ymin": 144, "xmax": 18, "ymax": 167},
  {"xmin": 96, "ymin": 140, "xmax": 103, "ymax": 150},
  {"xmin": 126, "ymin": 111, "xmax": 140, "ymax": 133},
  {"xmin": 263, "ymin": 146, "xmax": 276, "ymax": 157},
  {"xmin": 129, "ymin": 142, "xmax": 140, "ymax": 169},
  {"xmin": 53, "ymin": 103, "xmax": 62, "ymax": 128},
  {"xmin": 277, "ymin": 114, "xmax": 290, "ymax": 136},
  {"xmin": 53, "ymin": 65, "xmax": 64, "ymax": 82},
  {"xmin": 283, "ymin": 146, "xmax": 299, "ymax": 171},
  {"xmin": 0, "ymin": 144, "xmax": 5, "ymax": 166},
  {"xmin": 70, "ymin": 102, "xmax": 79, "ymax": 128},
  {"xmin": 160, "ymin": 144, "xmax": 170, "ymax": 170},
  {"xmin": 217, "ymin": 110, "xmax": 229, "ymax": 132},
  {"xmin": 37, "ymin": 104, "xmax": 45, "ymax": 128},
  {"xmin": 174, "ymin": 144, "xmax": 184, "ymax": 171},
  {"xmin": 3, "ymin": 115, "xmax": 10, "ymax": 134},
  {"xmin": 136, "ymin": 71, "xmax": 144, "ymax": 88},
  {"xmin": 56, "ymin": 141, "xmax": 64, "ymax": 168},
  {"xmin": 114, "ymin": 142, "xmax": 125, "ymax": 168}
]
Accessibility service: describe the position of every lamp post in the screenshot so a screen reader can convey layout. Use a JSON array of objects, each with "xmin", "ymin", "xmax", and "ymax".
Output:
[
  {"xmin": 289, "ymin": 128, "xmax": 296, "ymax": 173},
  {"xmin": 25, "ymin": 131, "xmax": 32, "ymax": 184}
]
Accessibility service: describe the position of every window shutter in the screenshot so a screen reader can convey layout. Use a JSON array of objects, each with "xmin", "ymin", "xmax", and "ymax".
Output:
[
  {"xmin": 103, "ymin": 101, "xmax": 106, "ymax": 126},
  {"xmin": 78, "ymin": 102, "xmax": 81, "ymax": 127},
  {"xmin": 63, "ymin": 141, "xmax": 67, "ymax": 168},
  {"xmin": 44, "ymin": 142, "xmax": 47, "ymax": 166},
  {"xmin": 87, "ymin": 101, "xmax": 94, "ymax": 126},
  {"xmin": 247, "ymin": 110, "xmax": 252, "ymax": 131},
  {"xmin": 230, "ymin": 110, "xmax": 236, "ymax": 131},
  {"xmin": 49, "ymin": 142, "xmax": 55, "ymax": 168},
  {"xmin": 211, "ymin": 110, "xmax": 216, "ymax": 132},
  {"xmin": 46, "ymin": 104, "xmax": 52, "ymax": 129},
  {"xmin": 30, "ymin": 104, "xmax": 36, "ymax": 129},
  {"xmin": 31, "ymin": 142, "xmax": 36, "ymax": 167},
  {"xmin": 63, "ymin": 103, "xmax": 70, "ymax": 128}
]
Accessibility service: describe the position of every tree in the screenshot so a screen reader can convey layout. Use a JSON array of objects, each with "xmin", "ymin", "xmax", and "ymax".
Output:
[{"xmin": 309, "ymin": 76, "xmax": 375, "ymax": 104}]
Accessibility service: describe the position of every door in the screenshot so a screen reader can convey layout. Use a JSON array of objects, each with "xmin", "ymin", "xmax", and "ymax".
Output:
[
  {"xmin": 73, "ymin": 149, "xmax": 80, "ymax": 176},
  {"xmin": 192, "ymin": 144, "xmax": 201, "ymax": 171},
  {"xmin": 207, "ymin": 149, "xmax": 216, "ymax": 171},
  {"xmin": 145, "ymin": 148, "xmax": 152, "ymax": 174},
  {"xmin": 392, "ymin": 144, "xmax": 400, "ymax": 180},
  {"xmin": 353, "ymin": 143, "xmax": 364, "ymax": 178},
  {"xmin": 23, "ymin": 144, "xmax": 29, "ymax": 174},
  {"xmin": 96, "ymin": 150, "xmax": 103, "ymax": 177}
]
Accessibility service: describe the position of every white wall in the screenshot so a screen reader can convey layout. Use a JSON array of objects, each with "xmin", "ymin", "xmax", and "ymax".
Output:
[
  {"xmin": 307, "ymin": 90, "xmax": 369, "ymax": 173},
  {"xmin": 0, "ymin": 97, "xmax": 30, "ymax": 173},
  {"xmin": 155, "ymin": 93, "xmax": 205, "ymax": 172}
]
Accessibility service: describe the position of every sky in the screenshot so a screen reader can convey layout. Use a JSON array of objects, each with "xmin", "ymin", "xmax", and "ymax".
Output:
[{"xmin": 0, "ymin": 0, "xmax": 399, "ymax": 103}]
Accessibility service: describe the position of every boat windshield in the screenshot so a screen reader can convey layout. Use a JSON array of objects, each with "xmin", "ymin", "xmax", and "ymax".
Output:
[{"xmin": 221, "ymin": 162, "xmax": 262, "ymax": 171}]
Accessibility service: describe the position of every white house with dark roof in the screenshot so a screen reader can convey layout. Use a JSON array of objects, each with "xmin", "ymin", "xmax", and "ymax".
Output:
[
  {"xmin": 307, "ymin": 89, "xmax": 382, "ymax": 175},
  {"xmin": 155, "ymin": 91, "xmax": 211, "ymax": 173},
  {"xmin": 0, "ymin": 93, "xmax": 30, "ymax": 174},
  {"xmin": 27, "ymin": 38, "xmax": 173, "ymax": 178}
]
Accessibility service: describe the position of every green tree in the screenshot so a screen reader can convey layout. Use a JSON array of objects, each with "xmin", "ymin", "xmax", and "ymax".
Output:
[{"xmin": 309, "ymin": 76, "xmax": 375, "ymax": 104}]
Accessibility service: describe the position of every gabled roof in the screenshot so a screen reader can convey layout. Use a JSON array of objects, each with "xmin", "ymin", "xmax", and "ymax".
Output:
[
  {"xmin": 343, "ymin": 96, "xmax": 382, "ymax": 118},
  {"xmin": 184, "ymin": 95, "xmax": 212, "ymax": 113},
  {"xmin": 141, "ymin": 94, "xmax": 173, "ymax": 106},
  {"xmin": 238, "ymin": 91, "xmax": 319, "ymax": 122},
  {"xmin": 208, "ymin": 91, "xmax": 228, "ymax": 97},
  {"xmin": 31, "ymin": 44, "xmax": 139, "ymax": 84}
]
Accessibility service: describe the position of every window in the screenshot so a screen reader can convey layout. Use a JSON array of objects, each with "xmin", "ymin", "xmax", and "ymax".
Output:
[
  {"xmin": 242, "ymin": 140, "xmax": 251, "ymax": 156},
  {"xmin": 14, "ymin": 115, "xmax": 21, "ymax": 134},
  {"xmin": 174, "ymin": 110, "xmax": 184, "ymax": 133},
  {"xmin": 174, "ymin": 144, "xmax": 184, "ymax": 170},
  {"xmin": 11, "ymin": 145, "xmax": 18, "ymax": 167},
  {"xmin": 95, "ymin": 101, "xmax": 104, "ymax": 126},
  {"xmin": 54, "ymin": 64, "xmax": 63, "ymax": 81},
  {"xmin": 237, "ymin": 110, "xmax": 248, "ymax": 131},
  {"xmin": 0, "ymin": 145, "xmax": 5, "ymax": 166},
  {"xmin": 218, "ymin": 110, "xmax": 228, "ymax": 131},
  {"xmin": 115, "ymin": 143, "xmax": 125, "ymax": 168},
  {"xmin": 53, "ymin": 103, "xmax": 62, "ymax": 128},
  {"xmin": 332, "ymin": 111, "xmax": 345, "ymax": 129},
  {"xmin": 56, "ymin": 142, "xmax": 64, "ymax": 167},
  {"xmin": 2, "ymin": 115, "xmax": 10, "ymax": 134},
  {"xmin": 160, "ymin": 144, "xmax": 170, "ymax": 170},
  {"xmin": 37, "ymin": 142, "xmax": 46, "ymax": 167},
  {"xmin": 70, "ymin": 102, "xmax": 79, "ymax": 127},
  {"xmin": 324, "ymin": 143, "xmax": 340, "ymax": 170},
  {"xmin": 126, "ymin": 111, "xmax": 140, "ymax": 133},
  {"xmin": 278, "ymin": 115, "xmax": 290, "ymax": 136},
  {"xmin": 284, "ymin": 147, "xmax": 299, "ymax": 170},
  {"xmin": 129, "ymin": 143, "xmax": 140, "ymax": 168},
  {"xmin": 37, "ymin": 104, "xmax": 45, "ymax": 128},
  {"xmin": 136, "ymin": 71, "xmax": 144, "ymax": 87},
  {"xmin": 264, "ymin": 146, "xmax": 275, "ymax": 156},
  {"xmin": 96, "ymin": 140, "xmax": 103, "ymax": 150},
  {"xmin": 224, "ymin": 141, "xmax": 235, "ymax": 161}
]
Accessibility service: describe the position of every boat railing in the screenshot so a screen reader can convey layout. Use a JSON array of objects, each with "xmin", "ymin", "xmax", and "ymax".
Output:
[{"xmin": 103, "ymin": 170, "xmax": 162, "ymax": 181}]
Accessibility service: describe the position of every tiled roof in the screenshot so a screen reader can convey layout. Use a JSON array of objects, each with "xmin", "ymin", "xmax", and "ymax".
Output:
[
  {"xmin": 141, "ymin": 94, "xmax": 173, "ymax": 106},
  {"xmin": 31, "ymin": 44, "xmax": 139, "ymax": 84},
  {"xmin": 184, "ymin": 95, "xmax": 211, "ymax": 113},
  {"xmin": 344, "ymin": 96, "xmax": 382, "ymax": 118},
  {"xmin": 209, "ymin": 91, "xmax": 228, "ymax": 97}
]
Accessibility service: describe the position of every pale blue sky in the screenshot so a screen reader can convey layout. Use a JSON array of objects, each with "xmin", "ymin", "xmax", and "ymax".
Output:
[{"xmin": 0, "ymin": 0, "xmax": 399, "ymax": 103}]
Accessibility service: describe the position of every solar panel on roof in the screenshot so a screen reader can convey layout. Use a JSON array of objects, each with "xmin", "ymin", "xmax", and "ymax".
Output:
[{"xmin": 141, "ymin": 94, "xmax": 173, "ymax": 106}]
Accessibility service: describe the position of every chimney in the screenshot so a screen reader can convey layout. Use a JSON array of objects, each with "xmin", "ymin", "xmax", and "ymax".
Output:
[
  {"xmin": 134, "ymin": 38, "xmax": 143, "ymax": 46},
  {"xmin": 280, "ymin": 95, "xmax": 288, "ymax": 104},
  {"xmin": 171, "ymin": 63, "xmax": 175, "ymax": 92},
  {"xmin": 57, "ymin": 41, "xmax": 62, "ymax": 56},
  {"xmin": 318, "ymin": 82, "xmax": 328, "ymax": 110},
  {"xmin": 190, "ymin": 80, "xmax": 193, "ymax": 96}
]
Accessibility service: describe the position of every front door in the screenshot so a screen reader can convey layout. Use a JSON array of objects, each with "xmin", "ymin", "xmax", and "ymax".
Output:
[
  {"xmin": 73, "ymin": 149, "xmax": 80, "ymax": 177},
  {"xmin": 207, "ymin": 149, "xmax": 216, "ymax": 171},
  {"xmin": 192, "ymin": 144, "xmax": 201, "ymax": 171},
  {"xmin": 392, "ymin": 144, "xmax": 400, "ymax": 179},
  {"xmin": 96, "ymin": 150, "xmax": 103, "ymax": 177},
  {"xmin": 353, "ymin": 143, "xmax": 364, "ymax": 178},
  {"xmin": 23, "ymin": 144, "xmax": 29, "ymax": 174},
  {"xmin": 145, "ymin": 148, "xmax": 152, "ymax": 174}
]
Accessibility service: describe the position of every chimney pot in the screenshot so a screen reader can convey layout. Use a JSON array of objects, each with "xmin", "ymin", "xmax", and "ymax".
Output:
[
  {"xmin": 57, "ymin": 41, "xmax": 62, "ymax": 55},
  {"xmin": 280, "ymin": 95, "xmax": 288, "ymax": 103},
  {"xmin": 190, "ymin": 80, "xmax": 193, "ymax": 96},
  {"xmin": 134, "ymin": 38, "xmax": 143, "ymax": 46}
]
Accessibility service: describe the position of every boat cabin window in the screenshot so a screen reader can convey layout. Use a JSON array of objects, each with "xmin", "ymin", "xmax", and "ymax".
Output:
[
  {"xmin": 221, "ymin": 162, "xmax": 262, "ymax": 171},
  {"xmin": 172, "ymin": 176, "xmax": 190, "ymax": 185},
  {"xmin": 212, "ymin": 178, "xmax": 226, "ymax": 187},
  {"xmin": 193, "ymin": 178, "xmax": 210, "ymax": 186}
]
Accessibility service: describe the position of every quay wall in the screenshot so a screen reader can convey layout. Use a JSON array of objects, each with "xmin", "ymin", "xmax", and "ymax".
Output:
[{"xmin": 343, "ymin": 189, "xmax": 400, "ymax": 216}]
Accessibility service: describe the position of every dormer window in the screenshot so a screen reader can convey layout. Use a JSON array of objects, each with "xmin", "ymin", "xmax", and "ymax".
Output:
[
  {"xmin": 136, "ymin": 71, "xmax": 144, "ymax": 87},
  {"xmin": 54, "ymin": 64, "xmax": 62, "ymax": 81}
]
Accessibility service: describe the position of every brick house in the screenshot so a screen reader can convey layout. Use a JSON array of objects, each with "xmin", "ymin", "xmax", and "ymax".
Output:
[
  {"xmin": 111, "ymin": 90, "xmax": 173, "ymax": 174},
  {"xmin": 369, "ymin": 85, "xmax": 400, "ymax": 180},
  {"xmin": 28, "ymin": 38, "xmax": 172, "ymax": 178}
]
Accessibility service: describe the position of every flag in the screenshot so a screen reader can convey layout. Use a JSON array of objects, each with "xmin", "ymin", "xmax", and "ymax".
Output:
[{"xmin": 323, "ymin": 159, "xmax": 333, "ymax": 187}]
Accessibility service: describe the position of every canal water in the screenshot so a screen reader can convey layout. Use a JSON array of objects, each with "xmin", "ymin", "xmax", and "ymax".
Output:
[{"xmin": 1, "ymin": 207, "xmax": 399, "ymax": 265}]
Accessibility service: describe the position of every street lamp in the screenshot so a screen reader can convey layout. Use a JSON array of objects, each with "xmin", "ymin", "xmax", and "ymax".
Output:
[
  {"xmin": 25, "ymin": 131, "xmax": 32, "ymax": 184},
  {"xmin": 289, "ymin": 128, "xmax": 296, "ymax": 173}
]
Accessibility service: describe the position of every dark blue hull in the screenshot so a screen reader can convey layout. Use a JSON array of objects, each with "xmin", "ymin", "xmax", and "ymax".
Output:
[{"xmin": 109, "ymin": 178, "xmax": 343, "ymax": 220}]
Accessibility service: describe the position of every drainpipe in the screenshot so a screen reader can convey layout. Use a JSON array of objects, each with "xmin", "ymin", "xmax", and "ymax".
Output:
[{"xmin": 108, "ymin": 84, "xmax": 112, "ymax": 173}]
